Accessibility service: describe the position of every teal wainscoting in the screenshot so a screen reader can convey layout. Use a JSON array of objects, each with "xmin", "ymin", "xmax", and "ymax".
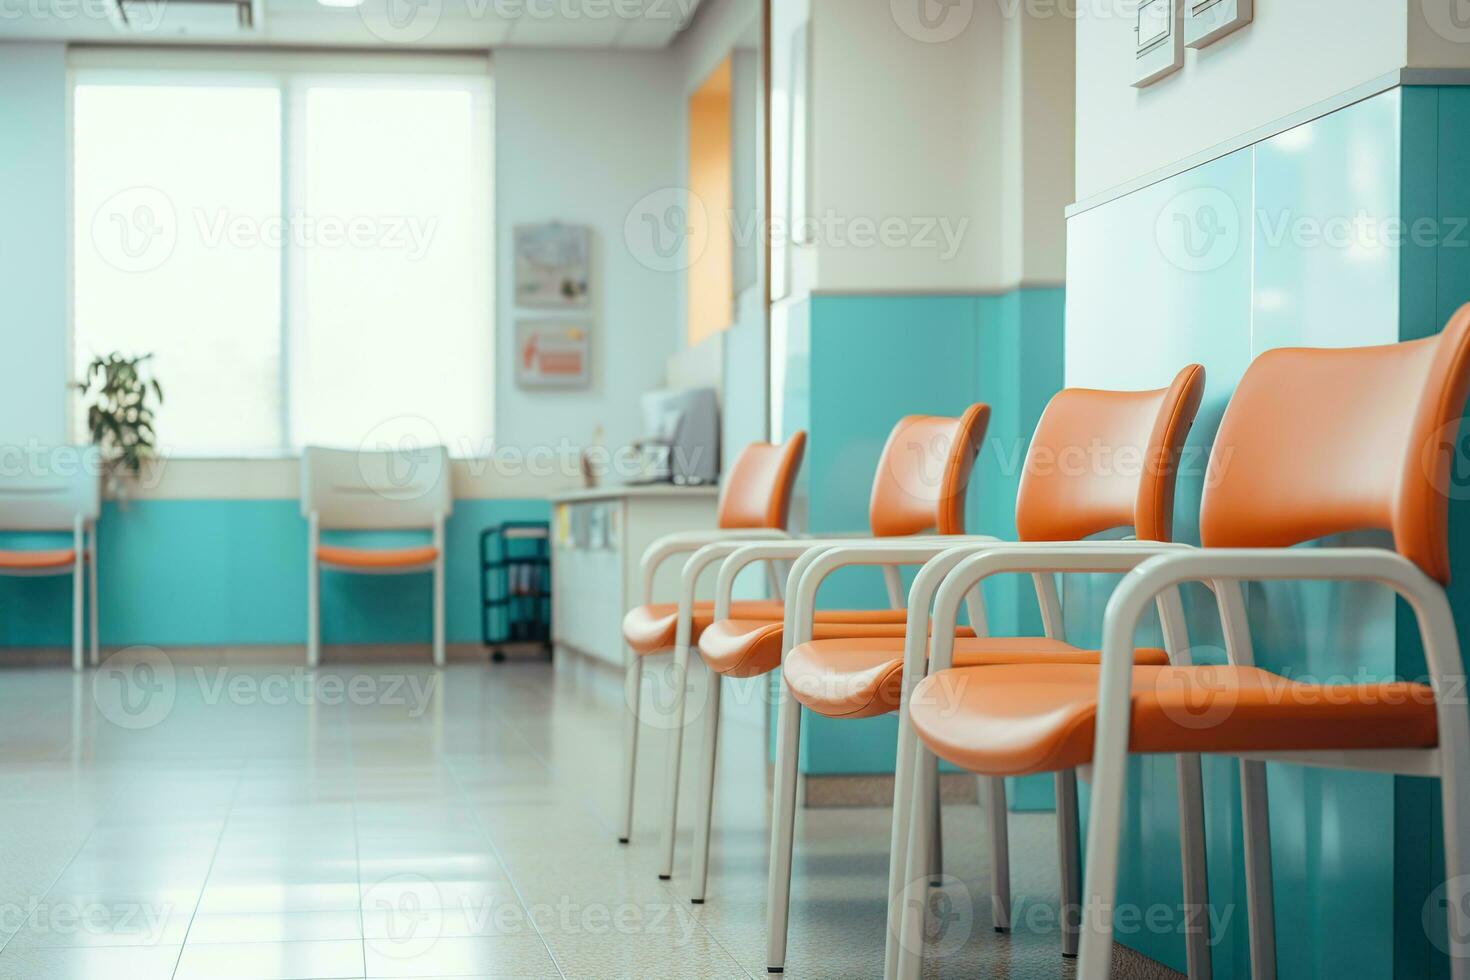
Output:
[
  {"xmin": 1065, "ymin": 86, "xmax": 1470, "ymax": 978},
  {"xmin": 0, "ymin": 498, "xmax": 549, "ymax": 649},
  {"xmin": 770, "ymin": 288, "xmax": 1065, "ymax": 806}
]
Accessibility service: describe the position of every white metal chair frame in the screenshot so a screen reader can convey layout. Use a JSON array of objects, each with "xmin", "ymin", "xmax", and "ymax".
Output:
[
  {"xmin": 302, "ymin": 445, "xmax": 453, "ymax": 668},
  {"xmin": 767, "ymin": 538, "xmax": 1215, "ymax": 978},
  {"xmin": 0, "ymin": 461, "xmax": 101, "ymax": 672}
]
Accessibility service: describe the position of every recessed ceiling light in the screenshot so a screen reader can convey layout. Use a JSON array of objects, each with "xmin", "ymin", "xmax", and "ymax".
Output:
[{"xmin": 317, "ymin": 0, "xmax": 364, "ymax": 8}]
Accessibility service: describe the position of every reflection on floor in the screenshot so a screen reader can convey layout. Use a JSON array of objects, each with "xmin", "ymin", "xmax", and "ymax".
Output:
[{"xmin": 0, "ymin": 651, "xmax": 1183, "ymax": 979}]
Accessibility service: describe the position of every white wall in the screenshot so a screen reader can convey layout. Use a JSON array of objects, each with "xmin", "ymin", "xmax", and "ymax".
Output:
[
  {"xmin": 493, "ymin": 48, "xmax": 684, "ymax": 462},
  {"xmin": 0, "ymin": 42, "xmax": 70, "ymax": 448},
  {"xmin": 808, "ymin": 0, "xmax": 1005, "ymax": 292},
  {"xmin": 1076, "ymin": 0, "xmax": 1410, "ymax": 199}
]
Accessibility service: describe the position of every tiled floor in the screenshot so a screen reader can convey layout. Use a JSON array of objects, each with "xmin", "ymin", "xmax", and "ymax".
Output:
[{"xmin": 0, "ymin": 650, "xmax": 1183, "ymax": 979}]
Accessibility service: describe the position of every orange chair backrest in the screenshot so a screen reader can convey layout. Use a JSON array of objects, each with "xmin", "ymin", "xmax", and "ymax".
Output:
[
  {"xmin": 716, "ymin": 433, "xmax": 808, "ymax": 530},
  {"xmin": 1200, "ymin": 304, "xmax": 1470, "ymax": 583},
  {"xmin": 868, "ymin": 404, "xmax": 990, "ymax": 537},
  {"xmin": 1015, "ymin": 364, "xmax": 1206, "ymax": 543}
]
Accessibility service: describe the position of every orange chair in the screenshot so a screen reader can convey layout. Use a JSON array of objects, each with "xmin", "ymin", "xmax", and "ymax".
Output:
[
  {"xmin": 301, "ymin": 444, "xmax": 453, "ymax": 667},
  {"xmin": 617, "ymin": 436, "xmax": 808, "ymax": 846},
  {"xmin": 762, "ymin": 366, "xmax": 1205, "ymax": 974},
  {"xmin": 896, "ymin": 306, "xmax": 1470, "ymax": 980},
  {"xmin": 627, "ymin": 407, "xmax": 991, "ymax": 884},
  {"xmin": 0, "ymin": 448, "xmax": 102, "ymax": 671}
]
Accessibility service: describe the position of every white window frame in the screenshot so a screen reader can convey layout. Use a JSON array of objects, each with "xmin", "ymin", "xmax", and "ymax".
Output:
[{"xmin": 68, "ymin": 48, "xmax": 495, "ymax": 461}]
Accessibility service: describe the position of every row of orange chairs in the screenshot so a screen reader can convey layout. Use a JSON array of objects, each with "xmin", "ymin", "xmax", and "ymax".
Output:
[{"xmin": 618, "ymin": 306, "xmax": 1470, "ymax": 979}]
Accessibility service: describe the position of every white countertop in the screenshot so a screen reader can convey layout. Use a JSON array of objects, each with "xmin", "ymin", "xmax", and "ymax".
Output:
[{"xmin": 549, "ymin": 483, "xmax": 721, "ymax": 504}]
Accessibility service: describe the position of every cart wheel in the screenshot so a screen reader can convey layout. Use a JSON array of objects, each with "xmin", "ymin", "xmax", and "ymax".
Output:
[{"xmin": 491, "ymin": 649, "xmax": 506, "ymax": 663}]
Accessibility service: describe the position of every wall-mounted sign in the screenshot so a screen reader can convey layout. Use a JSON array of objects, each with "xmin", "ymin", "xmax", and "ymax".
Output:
[
  {"xmin": 1185, "ymin": 0, "xmax": 1252, "ymax": 48},
  {"xmin": 516, "ymin": 321, "xmax": 591, "ymax": 389},
  {"xmin": 514, "ymin": 223, "xmax": 591, "ymax": 308},
  {"xmin": 1132, "ymin": 0, "xmax": 1183, "ymax": 87}
]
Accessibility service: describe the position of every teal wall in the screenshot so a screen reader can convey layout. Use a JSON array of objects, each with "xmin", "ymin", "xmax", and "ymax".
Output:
[
  {"xmin": 771, "ymin": 288, "xmax": 1066, "ymax": 800},
  {"xmin": 1065, "ymin": 86, "xmax": 1470, "ymax": 978},
  {"xmin": 0, "ymin": 498, "xmax": 549, "ymax": 648}
]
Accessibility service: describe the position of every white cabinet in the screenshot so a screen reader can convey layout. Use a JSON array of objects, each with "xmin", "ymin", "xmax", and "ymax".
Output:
[{"xmin": 550, "ymin": 485, "xmax": 720, "ymax": 666}]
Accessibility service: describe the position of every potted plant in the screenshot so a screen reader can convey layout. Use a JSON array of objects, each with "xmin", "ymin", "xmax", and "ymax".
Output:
[{"xmin": 75, "ymin": 352, "xmax": 164, "ymax": 499}]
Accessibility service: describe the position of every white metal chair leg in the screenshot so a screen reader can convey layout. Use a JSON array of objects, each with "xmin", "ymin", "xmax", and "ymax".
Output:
[
  {"xmin": 983, "ymin": 775, "xmax": 1012, "ymax": 932},
  {"xmin": 70, "ymin": 525, "xmax": 84, "ymax": 673},
  {"xmin": 884, "ymin": 693, "xmax": 920, "ymax": 980},
  {"xmin": 87, "ymin": 523, "xmax": 99, "ymax": 667},
  {"xmin": 765, "ymin": 681, "xmax": 802, "ymax": 973},
  {"xmin": 1076, "ymin": 695, "xmax": 1131, "ymax": 977},
  {"xmin": 1440, "ymin": 712, "xmax": 1470, "ymax": 980},
  {"xmin": 1176, "ymin": 753, "xmax": 1213, "ymax": 979},
  {"xmin": 690, "ymin": 663, "xmax": 721, "ymax": 902},
  {"xmin": 895, "ymin": 743, "xmax": 938, "ymax": 980},
  {"xmin": 928, "ymin": 769, "xmax": 943, "ymax": 885},
  {"xmin": 307, "ymin": 514, "xmax": 321, "ymax": 668},
  {"xmin": 432, "ymin": 564, "xmax": 446, "ymax": 667},
  {"xmin": 1056, "ymin": 769, "xmax": 1082, "ymax": 957},
  {"xmin": 618, "ymin": 651, "xmax": 643, "ymax": 843},
  {"xmin": 1239, "ymin": 759, "xmax": 1277, "ymax": 980},
  {"xmin": 658, "ymin": 636, "xmax": 693, "ymax": 880}
]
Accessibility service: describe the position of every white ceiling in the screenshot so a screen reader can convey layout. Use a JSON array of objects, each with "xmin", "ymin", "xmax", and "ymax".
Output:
[{"xmin": 0, "ymin": 0, "xmax": 704, "ymax": 49}]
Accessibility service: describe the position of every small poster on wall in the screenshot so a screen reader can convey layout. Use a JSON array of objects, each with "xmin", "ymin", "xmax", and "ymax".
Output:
[
  {"xmin": 516, "ymin": 321, "xmax": 591, "ymax": 389},
  {"xmin": 514, "ymin": 223, "xmax": 591, "ymax": 307}
]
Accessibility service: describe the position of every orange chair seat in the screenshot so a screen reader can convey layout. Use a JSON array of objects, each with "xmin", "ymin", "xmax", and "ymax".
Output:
[
  {"xmin": 784, "ymin": 637, "xmax": 1170, "ymax": 719},
  {"xmin": 908, "ymin": 663, "xmax": 1440, "ymax": 777},
  {"xmin": 0, "ymin": 548, "xmax": 77, "ymax": 570},
  {"xmin": 317, "ymin": 544, "xmax": 438, "ymax": 569},
  {"xmin": 702, "ymin": 615, "xmax": 979, "ymax": 679},
  {"xmin": 622, "ymin": 600, "xmax": 787, "ymax": 655}
]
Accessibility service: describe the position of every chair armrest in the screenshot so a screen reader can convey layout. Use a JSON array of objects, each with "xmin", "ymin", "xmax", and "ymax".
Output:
[{"xmin": 639, "ymin": 528, "xmax": 788, "ymax": 604}]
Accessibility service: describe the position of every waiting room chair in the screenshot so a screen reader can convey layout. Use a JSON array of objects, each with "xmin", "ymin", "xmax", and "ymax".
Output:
[
  {"xmin": 896, "ymin": 305, "xmax": 1470, "ymax": 980},
  {"xmin": 755, "ymin": 366, "xmax": 1206, "ymax": 975},
  {"xmin": 301, "ymin": 444, "xmax": 452, "ymax": 667},
  {"xmin": 667, "ymin": 406, "xmax": 994, "ymax": 892},
  {"xmin": 0, "ymin": 447, "xmax": 101, "ymax": 672},
  {"xmin": 618, "ymin": 434, "xmax": 808, "ymax": 846}
]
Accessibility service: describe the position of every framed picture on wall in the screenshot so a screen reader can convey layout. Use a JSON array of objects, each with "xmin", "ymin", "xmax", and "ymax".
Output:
[
  {"xmin": 515, "ymin": 320, "xmax": 591, "ymax": 389},
  {"xmin": 514, "ymin": 223, "xmax": 591, "ymax": 308}
]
